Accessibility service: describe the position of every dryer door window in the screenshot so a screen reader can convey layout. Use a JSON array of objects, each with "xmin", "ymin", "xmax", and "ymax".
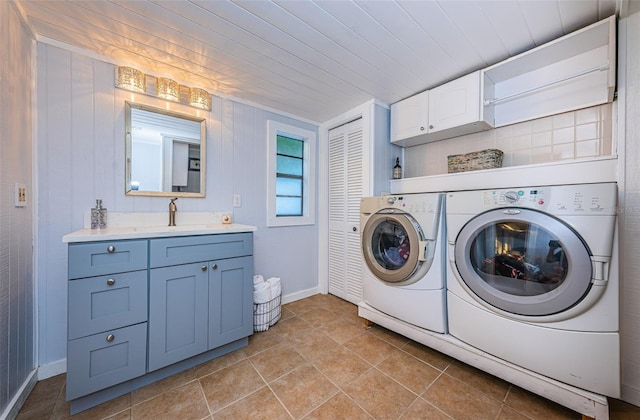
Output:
[
  {"xmin": 362, "ymin": 212, "xmax": 425, "ymax": 284},
  {"xmin": 455, "ymin": 208, "xmax": 593, "ymax": 316}
]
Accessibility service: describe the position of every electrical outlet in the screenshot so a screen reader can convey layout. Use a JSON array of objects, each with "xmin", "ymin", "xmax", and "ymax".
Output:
[
  {"xmin": 14, "ymin": 183, "xmax": 27, "ymax": 207},
  {"xmin": 233, "ymin": 194, "xmax": 241, "ymax": 208}
]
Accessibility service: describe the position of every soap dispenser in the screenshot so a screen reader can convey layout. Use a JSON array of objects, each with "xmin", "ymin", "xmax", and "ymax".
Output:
[
  {"xmin": 91, "ymin": 199, "xmax": 107, "ymax": 229},
  {"xmin": 393, "ymin": 157, "xmax": 402, "ymax": 180}
]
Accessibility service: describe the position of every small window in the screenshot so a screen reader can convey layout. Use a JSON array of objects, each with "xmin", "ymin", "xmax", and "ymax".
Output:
[
  {"xmin": 267, "ymin": 121, "xmax": 315, "ymax": 227},
  {"xmin": 276, "ymin": 135, "xmax": 304, "ymax": 216}
]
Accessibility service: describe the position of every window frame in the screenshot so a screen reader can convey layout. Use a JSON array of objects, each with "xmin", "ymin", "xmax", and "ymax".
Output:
[{"xmin": 267, "ymin": 120, "xmax": 316, "ymax": 227}]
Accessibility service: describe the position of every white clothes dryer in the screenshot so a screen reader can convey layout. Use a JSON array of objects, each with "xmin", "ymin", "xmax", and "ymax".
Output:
[
  {"xmin": 446, "ymin": 182, "xmax": 619, "ymax": 397},
  {"xmin": 361, "ymin": 193, "xmax": 446, "ymax": 333}
]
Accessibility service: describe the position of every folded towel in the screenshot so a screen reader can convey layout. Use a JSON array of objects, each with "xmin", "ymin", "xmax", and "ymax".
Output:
[
  {"xmin": 253, "ymin": 281, "xmax": 272, "ymax": 304},
  {"xmin": 266, "ymin": 277, "xmax": 282, "ymax": 326},
  {"xmin": 253, "ymin": 274, "xmax": 264, "ymax": 285},
  {"xmin": 266, "ymin": 277, "xmax": 281, "ymax": 297}
]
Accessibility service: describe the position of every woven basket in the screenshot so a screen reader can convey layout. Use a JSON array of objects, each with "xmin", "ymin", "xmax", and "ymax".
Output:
[
  {"xmin": 447, "ymin": 149, "xmax": 503, "ymax": 173},
  {"xmin": 253, "ymin": 293, "xmax": 281, "ymax": 332}
]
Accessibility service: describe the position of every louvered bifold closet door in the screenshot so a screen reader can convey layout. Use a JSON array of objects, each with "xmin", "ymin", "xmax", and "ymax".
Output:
[{"xmin": 328, "ymin": 118, "xmax": 364, "ymax": 304}]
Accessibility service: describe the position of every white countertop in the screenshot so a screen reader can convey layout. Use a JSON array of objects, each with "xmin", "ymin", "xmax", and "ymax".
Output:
[
  {"xmin": 63, "ymin": 212, "xmax": 257, "ymax": 243},
  {"xmin": 63, "ymin": 223, "xmax": 257, "ymax": 243}
]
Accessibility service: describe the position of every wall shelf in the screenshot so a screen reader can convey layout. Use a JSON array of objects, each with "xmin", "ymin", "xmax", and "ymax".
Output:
[{"xmin": 483, "ymin": 16, "xmax": 616, "ymax": 127}]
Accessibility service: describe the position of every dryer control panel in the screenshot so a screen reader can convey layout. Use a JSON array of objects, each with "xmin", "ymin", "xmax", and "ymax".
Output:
[
  {"xmin": 370, "ymin": 195, "xmax": 439, "ymax": 215},
  {"xmin": 477, "ymin": 183, "xmax": 617, "ymax": 216},
  {"xmin": 483, "ymin": 188, "xmax": 549, "ymax": 210}
]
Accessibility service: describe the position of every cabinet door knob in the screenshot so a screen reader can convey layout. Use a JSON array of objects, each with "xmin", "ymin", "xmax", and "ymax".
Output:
[
  {"xmin": 106, "ymin": 334, "xmax": 115, "ymax": 342},
  {"xmin": 429, "ymin": 124, "xmax": 434, "ymax": 129},
  {"xmin": 352, "ymin": 226, "xmax": 357, "ymax": 232},
  {"xmin": 107, "ymin": 245, "xmax": 116, "ymax": 253},
  {"xmin": 201, "ymin": 265, "xmax": 207, "ymax": 271},
  {"xmin": 420, "ymin": 126, "xmax": 425, "ymax": 131},
  {"xmin": 212, "ymin": 264, "xmax": 218, "ymax": 270},
  {"xmin": 106, "ymin": 278, "xmax": 115, "ymax": 286}
]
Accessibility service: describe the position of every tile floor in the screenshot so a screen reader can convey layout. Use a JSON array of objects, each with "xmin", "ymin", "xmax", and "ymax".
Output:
[{"xmin": 15, "ymin": 294, "xmax": 640, "ymax": 420}]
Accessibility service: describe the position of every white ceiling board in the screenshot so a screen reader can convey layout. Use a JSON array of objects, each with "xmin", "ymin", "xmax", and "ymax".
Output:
[
  {"xmin": 475, "ymin": 1, "xmax": 535, "ymax": 57},
  {"xmin": 196, "ymin": 0, "xmax": 396, "ymax": 100},
  {"xmin": 517, "ymin": 1, "xmax": 565, "ymax": 47},
  {"xmin": 269, "ymin": 0, "xmax": 414, "ymax": 94},
  {"xmin": 396, "ymin": 0, "xmax": 487, "ymax": 79},
  {"xmin": 309, "ymin": 0, "xmax": 433, "ymax": 90},
  {"xmin": 18, "ymin": 0, "xmax": 619, "ymax": 123},
  {"xmin": 353, "ymin": 0, "xmax": 456, "ymax": 83},
  {"xmin": 436, "ymin": 1, "xmax": 510, "ymax": 67},
  {"xmin": 149, "ymin": 0, "xmax": 375, "ymax": 110},
  {"xmin": 558, "ymin": 0, "xmax": 604, "ymax": 34}
]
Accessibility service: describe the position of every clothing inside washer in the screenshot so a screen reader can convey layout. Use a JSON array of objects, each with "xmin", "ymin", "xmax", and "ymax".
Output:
[
  {"xmin": 372, "ymin": 219, "xmax": 411, "ymax": 269},
  {"xmin": 469, "ymin": 221, "xmax": 568, "ymax": 296}
]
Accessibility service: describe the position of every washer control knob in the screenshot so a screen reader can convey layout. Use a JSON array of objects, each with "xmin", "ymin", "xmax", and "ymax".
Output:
[
  {"xmin": 387, "ymin": 196, "xmax": 396, "ymax": 204},
  {"xmin": 504, "ymin": 191, "xmax": 519, "ymax": 204}
]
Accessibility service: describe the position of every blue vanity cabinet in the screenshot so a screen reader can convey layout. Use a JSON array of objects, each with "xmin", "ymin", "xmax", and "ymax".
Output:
[
  {"xmin": 147, "ymin": 262, "xmax": 209, "ymax": 371},
  {"xmin": 66, "ymin": 240, "xmax": 149, "ymax": 401},
  {"xmin": 65, "ymin": 231, "xmax": 254, "ymax": 413},
  {"xmin": 147, "ymin": 233, "xmax": 253, "ymax": 372},
  {"xmin": 208, "ymin": 255, "xmax": 253, "ymax": 349}
]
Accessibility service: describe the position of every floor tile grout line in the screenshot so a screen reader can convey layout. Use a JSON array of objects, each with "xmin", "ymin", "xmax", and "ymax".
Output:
[
  {"xmin": 245, "ymin": 352, "xmax": 296, "ymax": 419},
  {"xmin": 196, "ymin": 377, "xmax": 213, "ymax": 418},
  {"xmin": 269, "ymin": 306, "xmax": 381, "ymax": 418}
]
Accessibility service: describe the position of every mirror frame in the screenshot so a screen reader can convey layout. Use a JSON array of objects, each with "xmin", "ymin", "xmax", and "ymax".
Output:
[{"xmin": 125, "ymin": 101, "xmax": 206, "ymax": 198}]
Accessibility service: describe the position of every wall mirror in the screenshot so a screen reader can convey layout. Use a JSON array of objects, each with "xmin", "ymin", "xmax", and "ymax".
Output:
[{"xmin": 125, "ymin": 101, "xmax": 206, "ymax": 197}]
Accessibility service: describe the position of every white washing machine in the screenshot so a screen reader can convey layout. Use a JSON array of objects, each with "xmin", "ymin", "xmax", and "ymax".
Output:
[
  {"xmin": 360, "ymin": 193, "xmax": 446, "ymax": 333},
  {"xmin": 446, "ymin": 182, "xmax": 619, "ymax": 397}
]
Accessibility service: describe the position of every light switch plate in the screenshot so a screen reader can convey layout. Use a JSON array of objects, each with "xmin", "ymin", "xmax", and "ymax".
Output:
[
  {"xmin": 15, "ymin": 183, "xmax": 27, "ymax": 207},
  {"xmin": 233, "ymin": 194, "xmax": 241, "ymax": 207}
]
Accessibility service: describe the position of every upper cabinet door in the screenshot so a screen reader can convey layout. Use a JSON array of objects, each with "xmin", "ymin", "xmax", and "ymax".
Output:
[
  {"xmin": 390, "ymin": 71, "xmax": 492, "ymax": 147},
  {"xmin": 390, "ymin": 90, "xmax": 429, "ymax": 143},
  {"xmin": 428, "ymin": 72, "xmax": 482, "ymax": 133}
]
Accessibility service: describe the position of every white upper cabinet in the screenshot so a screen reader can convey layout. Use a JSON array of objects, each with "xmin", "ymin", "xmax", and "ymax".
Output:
[
  {"xmin": 391, "ymin": 71, "xmax": 493, "ymax": 147},
  {"xmin": 391, "ymin": 15, "xmax": 616, "ymax": 148},
  {"xmin": 390, "ymin": 90, "xmax": 429, "ymax": 143},
  {"xmin": 428, "ymin": 72, "xmax": 492, "ymax": 135},
  {"xmin": 483, "ymin": 16, "xmax": 615, "ymax": 128}
]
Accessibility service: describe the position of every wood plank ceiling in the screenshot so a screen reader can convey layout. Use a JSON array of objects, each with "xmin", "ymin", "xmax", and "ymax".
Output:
[{"xmin": 17, "ymin": 0, "xmax": 618, "ymax": 123}]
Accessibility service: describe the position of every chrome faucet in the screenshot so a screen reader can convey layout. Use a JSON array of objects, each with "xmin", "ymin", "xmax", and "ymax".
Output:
[{"xmin": 169, "ymin": 197, "xmax": 178, "ymax": 226}]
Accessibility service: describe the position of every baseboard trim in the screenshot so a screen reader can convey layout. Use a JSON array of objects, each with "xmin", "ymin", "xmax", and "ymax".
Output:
[
  {"xmin": 37, "ymin": 359, "xmax": 66, "ymax": 380},
  {"xmin": 1, "ymin": 369, "xmax": 38, "ymax": 420},
  {"xmin": 622, "ymin": 384, "xmax": 640, "ymax": 407},
  {"xmin": 282, "ymin": 287, "xmax": 319, "ymax": 304}
]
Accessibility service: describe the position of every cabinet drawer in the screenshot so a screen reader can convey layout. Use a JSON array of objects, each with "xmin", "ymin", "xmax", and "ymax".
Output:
[
  {"xmin": 68, "ymin": 240, "xmax": 148, "ymax": 279},
  {"xmin": 66, "ymin": 323, "xmax": 147, "ymax": 400},
  {"xmin": 150, "ymin": 233, "xmax": 253, "ymax": 268},
  {"xmin": 68, "ymin": 270, "xmax": 148, "ymax": 340}
]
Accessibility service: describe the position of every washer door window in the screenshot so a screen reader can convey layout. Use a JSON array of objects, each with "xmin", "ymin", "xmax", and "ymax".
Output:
[
  {"xmin": 362, "ymin": 211, "xmax": 431, "ymax": 284},
  {"xmin": 455, "ymin": 208, "xmax": 593, "ymax": 316}
]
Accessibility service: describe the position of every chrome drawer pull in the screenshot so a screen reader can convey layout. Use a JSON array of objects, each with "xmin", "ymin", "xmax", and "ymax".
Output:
[
  {"xmin": 106, "ymin": 278, "xmax": 115, "ymax": 286},
  {"xmin": 107, "ymin": 245, "xmax": 116, "ymax": 253},
  {"xmin": 106, "ymin": 334, "xmax": 115, "ymax": 342},
  {"xmin": 212, "ymin": 264, "xmax": 218, "ymax": 270},
  {"xmin": 201, "ymin": 265, "xmax": 207, "ymax": 271}
]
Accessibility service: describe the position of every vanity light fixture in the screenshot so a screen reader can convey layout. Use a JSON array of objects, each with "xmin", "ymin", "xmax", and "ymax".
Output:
[
  {"xmin": 115, "ymin": 66, "xmax": 146, "ymax": 93},
  {"xmin": 189, "ymin": 87, "xmax": 211, "ymax": 110},
  {"xmin": 156, "ymin": 77, "xmax": 179, "ymax": 102},
  {"xmin": 115, "ymin": 65, "xmax": 212, "ymax": 111}
]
